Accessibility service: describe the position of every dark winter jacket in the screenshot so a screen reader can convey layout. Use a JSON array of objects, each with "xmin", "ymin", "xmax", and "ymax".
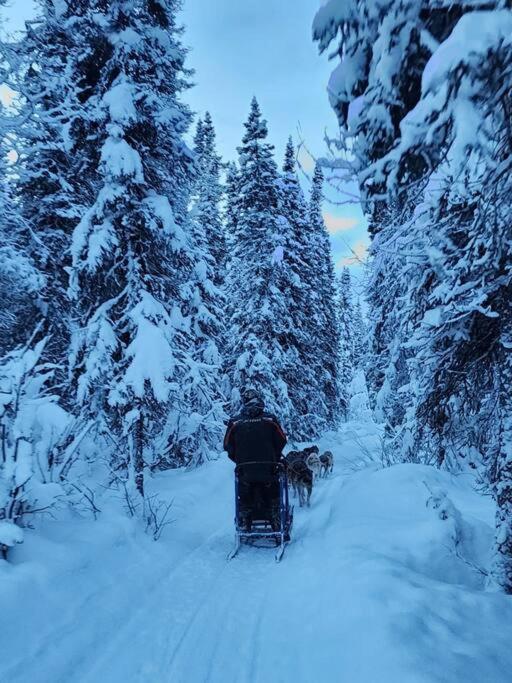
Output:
[{"xmin": 223, "ymin": 404, "xmax": 287, "ymax": 481}]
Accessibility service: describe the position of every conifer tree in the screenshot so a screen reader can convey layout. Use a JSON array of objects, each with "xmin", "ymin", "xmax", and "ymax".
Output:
[
  {"xmin": 193, "ymin": 117, "xmax": 205, "ymax": 159},
  {"xmin": 309, "ymin": 163, "xmax": 340, "ymax": 428},
  {"xmin": 314, "ymin": 0, "xmax": 512, "ymax": 590},
  {"xmin": 195, "ymin": 112, "xmax": 226, "ymax": 288},
  {"xmin": 0, "ymin": 2, "xmax": 74, "ymax": 531},
  {"xmin": 9, "ymin": 0, "xmax": 82, "ymax": 399},
  {"xmin": 337, "ymin": 267, "xmax": 354, "ymax": 419},
  {"xmin": 313, "ymin": 0, "xmax": 462, "ymax": 416},
  {"xmin": 277, "ymin": 138, "xmax": 326, "ymax": 437},
  {"xmin": 226, "ymin": 98, "xmax": 293, "ymax": 426},
  {"xmin": 183, "ymin": 113, "xmax": 227, "ymax": 465},
  {"xmin": 224, "ymin": 160, "xmax": 241, "ymax": 277},
  {"xmin": 352, "ymin": 298, "xmax": 369, "ymax": 370},
  {"xmin": 222, "ymin": 159, "xmax": 241, "ymax": 401},
  {"xmin": 66, "ymin": 0, "xmax": 199, "ymax": 497},
  {"xmin": 224, "ymin": 161, "xmax": 240, "ymax": 236},
  {"xmin": 0, "ymin": 114, "xmax": 42, "ymax": 356}
]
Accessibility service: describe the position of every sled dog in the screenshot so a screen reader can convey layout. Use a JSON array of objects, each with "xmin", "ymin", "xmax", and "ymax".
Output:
[{"xmin": 319, "ymin": 451, "xmax": 334, "ymax": 477}]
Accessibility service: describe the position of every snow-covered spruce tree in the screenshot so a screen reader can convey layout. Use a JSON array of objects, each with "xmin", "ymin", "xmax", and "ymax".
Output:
[
  {"xmin": 225, "ymin": 98, "xmax": 294, "ymax": 427},
  {"xmin": 222, "ymin": 159, "xmax": 241, "ymax": 401},
  {"xmin": 352, "ymin": 298, "xmax": 369, "ymax": 371},
  {"xmin": 277, "ymin": 138, "xmax": 327, "ymax": 437},
  {"xmin": 180, "ymin": 113, "xmax": 227, "ymax": 467},
  {"xmin": 193, "ymin": 116, "xmax": 204, "ymax": 158},
  {"xmin": 193, "ymin": 112, "xmax": 226, "ymax": 289},
  {"xmin": 308, "ymin": 163, "xmax": 340, "ymax": 428},
  {"xmin": 374, "ymin": 12, "xmax": 512, "ymax": 588},
  {"xmin": 5, "ymin": 1, "xmax": 88, "ymax": 402},
  {"xmin": 363, "ymin": 221, "xmax": 411, "ymax": 430},
  {"xmin": 191, "ymin": 112, "xmax": 228, "ymax": 385},
  {"xmin": 223, "ymin": 159, "xmax": 242, "ymax": 289},
  {"xmin": 0, "ymin": 8, "xmax": 79, "ymax": 536},
  {"xmin": 224, "ymin": 161, "xmax": 241, "ymax": 244},
  {"xmin": 315, "ymin": 1, "xmax": 512, "ymax": 590},
  {"xmin": 0, "ymin": 118, "xmax": 42, "ymax": 355},
  {"xmin": 337, "ymin": 267, "xmax": 354, "ymax": 419},
  {"xmin": 68, "ymin": 0, "xmax": 203, "ymax": 497},
  {"xmin": 313, "ymin": 0, "xmax": 465, "ymax": 238},
  {"xmin": 312, "ymin": 0, "xmax": 465, "ymax": 417}
]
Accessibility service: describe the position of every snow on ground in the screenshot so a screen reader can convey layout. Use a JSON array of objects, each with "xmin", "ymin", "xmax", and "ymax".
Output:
[{"xmin": 1, "ymin": 421, "xmax": 511, "ymax": 683}]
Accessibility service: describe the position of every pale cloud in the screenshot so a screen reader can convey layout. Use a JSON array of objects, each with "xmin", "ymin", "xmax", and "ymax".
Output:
[
  {"xmin": 337, "ymin": 240, "xmax": 369, "ymax": 267},
  {"xmin": 324, "ymin": 212, "xmax": 358, "ymax": 234},
  {"xmin": 0, "ymin": 84, "xmax": 15, "ymax": 107}
]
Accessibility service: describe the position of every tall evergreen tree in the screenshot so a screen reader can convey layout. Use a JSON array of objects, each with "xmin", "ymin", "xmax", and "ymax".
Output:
[
  {"xmin": 0, "ymin": 109, "xmax": 42, "ymax": 354},
  {"xmin": 314, "ymin": 0, "xmax": 512, "ymax": 591},
  {"xmin": 222, "ymin": 159, "xmax": 242, "ymax": 403},
  {"xmin": 309, "ymin": 163, "xmax": 340, "ymax": 428},
  {"xmin": 65, "ymin": 0, "xmax": 200, "ymax": 496},
  {"xmin": 313, "ymin": 0, "xmax": 463, "ymax": 417},
  {"xmin": 184, "ymin": 112, "xmax": 227, "ymax": 465},
  {"xmin": 8, "ymin": 0, "xmax": 82, "ymax": 399},
  {"xmin": 226, "ymin": 98, "xmax": 293, "ymax": 426},
  {"xmin": 224, "ymin": 161, "xmax": 240, "ymax": 235},
  {"xmin": 0, "ymin": 2, "xmax": 75, "ymax": 532},
  {"xmin": 195, "ymin": 112, "xmax": 226, "ymax": 288},
  {"xmin": 277, "ymin": 138, "xmax": 327, "ymax": 437},
  {"xmin": 337, "ymin": 267, "xmax": 354, "ymax": 419},
  {"xmin": 352, "ymin": 298, "xmax": 369, "ymax": 370},
  {"xmin": 193, "ymin": 117, "xmax": 205, "ymax": 159}
]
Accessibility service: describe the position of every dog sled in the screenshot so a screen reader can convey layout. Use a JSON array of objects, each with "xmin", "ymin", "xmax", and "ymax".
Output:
[{"xmin": 227, "ymin": 461, "xmax": 293, "ymax": 562}]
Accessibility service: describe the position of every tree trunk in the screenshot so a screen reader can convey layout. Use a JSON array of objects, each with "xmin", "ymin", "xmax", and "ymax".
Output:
[{"xmin": 133, "ymin": 410, "xmax": 145, "ymax": 500}]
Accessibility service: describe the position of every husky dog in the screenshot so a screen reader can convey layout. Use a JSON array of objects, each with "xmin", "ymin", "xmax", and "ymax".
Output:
[
  {"xmin": 294, "ymin": 461, "xmax": 313, "ymax": 507},
  {"xmin": 283, "ymin": 451, "xmax": 302, "ymax": 497},
  {"xmin": 319, "ymin": 451, "xmax": 334, "ymax": 478},
  {"xmin": 287, "ymin": 459, "xmax": 313, "ymax": 507},
  {"xmin": 284, "ymin": 450, "xmax": 304, "ymax": 465},
  {"xmin": 305, "ymin": 452, "xmax": 321, "ymax": 480}
]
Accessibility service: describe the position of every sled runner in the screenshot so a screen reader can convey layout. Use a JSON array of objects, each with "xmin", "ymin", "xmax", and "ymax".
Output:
[{"xmin": 227, "ymin": 461, "xmax": 293, "ymax": 562}]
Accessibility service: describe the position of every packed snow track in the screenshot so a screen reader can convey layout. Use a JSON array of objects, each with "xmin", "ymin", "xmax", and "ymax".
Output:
[{"xmin": 1, "ymin": 424, "xmax": 511, "ymax": 683}]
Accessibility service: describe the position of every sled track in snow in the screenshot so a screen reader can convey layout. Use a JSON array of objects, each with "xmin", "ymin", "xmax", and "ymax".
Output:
[
  {"xmin": 4, "ymin": 426, "xmax": 512, "ymax": 683},
  {"xmin": 76, "ymin": 472, "xmax": 345, "ymax": 683},
  {"xmin": 4, "ymin": 523, "xmax": 233, "ymax": 683}
]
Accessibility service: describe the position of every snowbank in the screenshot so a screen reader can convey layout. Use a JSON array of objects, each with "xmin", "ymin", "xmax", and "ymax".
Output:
[{"xmin": 0, "ymin": 521, "xmax": 24, "ymax": 547}]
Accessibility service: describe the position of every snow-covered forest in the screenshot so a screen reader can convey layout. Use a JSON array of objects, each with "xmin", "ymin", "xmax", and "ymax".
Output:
[
  {"xmin": 313, "ymin": 0, "xmax": 512, "ymax": 594},
  {"xmin": 1, "ymin": 1, "xmax": 511, "ymax": 681}
]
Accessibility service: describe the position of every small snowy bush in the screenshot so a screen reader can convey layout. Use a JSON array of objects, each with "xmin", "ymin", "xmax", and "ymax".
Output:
[{"xmin": 0, "ymin": 340, "xmax": 73, "ymax": 528}]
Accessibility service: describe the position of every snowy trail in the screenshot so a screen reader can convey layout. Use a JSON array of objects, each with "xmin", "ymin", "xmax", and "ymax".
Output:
[
  {"xmin": 2, "ymin": 424, "xmax": 512, "ymax": 683},
  {"xmin": 67, "ymin": 470, "xmax": 362, "ymax": 683}
]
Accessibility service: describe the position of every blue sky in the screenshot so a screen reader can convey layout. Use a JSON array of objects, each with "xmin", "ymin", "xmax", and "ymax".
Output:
[{"xmin": 1, "ymin": 0, "xmax": 368, "ymax": 280}]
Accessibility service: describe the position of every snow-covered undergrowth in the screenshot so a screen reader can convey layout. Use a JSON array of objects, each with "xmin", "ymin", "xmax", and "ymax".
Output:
[
  {"xmin": 1, "ymin": 421, "xmax": 511, "ymax": 682},
  {"xmin": 0, "ymin": 340, "xmax": 84, "ymax": 528}
]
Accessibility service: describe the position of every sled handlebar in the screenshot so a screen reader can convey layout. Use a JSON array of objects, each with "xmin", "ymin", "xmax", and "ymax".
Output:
[{"xmin": 234, "ymin": 461, "xmax": 286, "ymax": 474}]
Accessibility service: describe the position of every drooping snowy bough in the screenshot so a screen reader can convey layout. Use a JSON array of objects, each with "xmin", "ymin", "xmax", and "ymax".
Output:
[{"xmin": 314, "ymin": 2, "xmax": 512, "ymax": 591}]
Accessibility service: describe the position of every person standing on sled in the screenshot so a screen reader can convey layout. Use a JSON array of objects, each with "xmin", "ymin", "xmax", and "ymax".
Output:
[{"xmin": 223, "ymin": 388, "xmax": 287, "ymax": 532}]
